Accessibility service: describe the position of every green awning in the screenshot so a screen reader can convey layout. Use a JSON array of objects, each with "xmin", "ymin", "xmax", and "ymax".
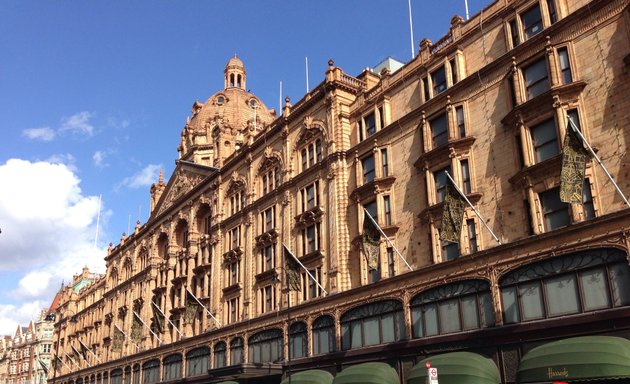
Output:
[
  {"xmin": 407, "ymin": 352, "xmax": 500, "ymax": 384},
  {"xmin": 332, "ymin": 362, "xmax": 398, "ymax": 384},
  {"xmin": 281, "ymin": 369, "xmax": 334, "ymax": 384},
  {"xmin": 518, "ymin": 336, "xmax": 630, "ymax": 383}
]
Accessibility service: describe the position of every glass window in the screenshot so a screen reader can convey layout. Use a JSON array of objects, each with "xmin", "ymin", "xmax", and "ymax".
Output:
[
  {"xmin": 365, "ymin": 113, "xmax": 377, "ymax": 137},
  {"xmin": 582, "ymin": 180, "xmax": 595, "ymax": 220},
  {"xmin": 466, "ymin": 219, "xmax": 478, "ymax": 253},
  {"xmin": 450, "ymin": 58, "xmax": 458, "ymax": 84},
  {"xmin": 186, "ymin": 347, "xmax": 209, "ymax": 377},
  {"xmin": 434, "ymin": 166, "xmax": 451, "ymax": 203},
  {"xmin": 362, "ymin": 155, "xmax": 375, "ymax": 183},
  {"xmin": 442, "ymin": 240, "xmax": 460, "ymax": 261},
  {"xmin": 230, "ymin": 338, "xmax": 244, "ymax": 366},
  {"xmin": 411, "ymin": 280, "xmax": 494, "ymax": 338},
  {"xmin": 430, "ymin": 113, "xmax": 448, "ymax": 148},
  {"xmin": 540, "ymin": 188, "xmax": 569, "ymax": 231},
  {"xmin": 423, "ymin": 77, "xmax": 430, "ymax": 101},
  {"xmin": 340, "ymin": 300, "xmax": 405, "ymax": 350},
  {"xmin": 558, "ymin": 47, "xmax": 573, "ymax": 84},
  {"xmin": 456, "ymin": 106, "xmax": 466, "ymax": 138},
  {"xmin": 531, "ymin": 118, "xmax": 559, "ymax": 162},
  {"xmin": 289, "ymin": 322, "xmax": 308, "ymax": 359},
  {"xmin": 509, "ymin": 19, "xmax": 520, "ymax": 48},
  {"xmin": 522, "ymin": 5, "xmax": 543, "ymax": 40},
  {"xmin": 500, "ymin": 248, "xmax": 630, "ymax": 324},
  {"xmin": 432, "ymin": 66, "xmax": 447, "ymax": 95},
  {"xmin": 461, "ymin": 159, "xmax": 471, "ymax": 194},
  {"xmin": 162, "ymin": 354, "xmax": 182, "ymax": 381},
  {"xmin": 524, "ymin": 57, "xmax": 550, "ymax": 99},
  {"xmin": 248, "ymin": 329, "xmax": 283, "ymax": 364},
  {"xmin": 387, "ymin": 247, "xmax": 395, "ymax": 277},
  {"xmin": 547, "ymin": 0, "xmax": 557, "ymax": 23},
  {"xmin": 213, "ymin": 342, "xmax": 226, "ymax": 368},
  {"xmin": 316, "ymin": 139, "xmax": 322, "ymax": 162},
  {"xmin": 381, "ymin": 148, "xmax": 389, "ymax": 177},
  {"xmin": 383, "ymin": 195, "xmax": 392, "ymax": 226}
]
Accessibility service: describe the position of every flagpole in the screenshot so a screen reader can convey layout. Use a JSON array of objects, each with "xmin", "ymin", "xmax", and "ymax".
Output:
[
  {"xmin": 57, "ymin": 355, "xmax": 72, "ymax": 372},
  {"xmin": 78, "ymin": 339, "xmax": 101, "ymax": 363},
  {"xmin": 362, "ymin": 208, "xmax": 414, "ymax": 271},
  {"xmin": 115, "ymin": 323, "xmax": 140, "ymax": 351},
  {"xmin": 152, "ymin": 302, "xmax": 183, "ymax": 338},
  {"xmin": 567, "ymin": 116, "xmax": 630, "ymax": 208},
  {"xmin": 65, "ymin": 353, "xmax": 80, "ymax": 369},
  {"xmin": 71, "ymin": 344, "xmax": 91, "ymax": 367},
  {"xmin": 186, "ymin": 288, "xmax": 222, "ymax": 327},
  {"xmin": 282, "ymin": 243, "xmax": 328, "ymax": 295},
  {"xmin": 444, "ymin": 171, "xmax": 502, "ymax": 245},
  {"xmin": 408, "ymin": 0, "xmax": 415, "ymax": 58},
  {"xmin": 133, "ymin": 311, "xmax": 162, "ymax": 345},
  {"xmin": 287, "ymin": 287, "xmax": 293, "ymax": 384}
]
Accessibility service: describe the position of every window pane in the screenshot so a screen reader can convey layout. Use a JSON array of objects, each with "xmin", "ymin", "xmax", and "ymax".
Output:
[
  {"xmin": 503, "ymin": 286, "xmax": 521, "ymax": 323},
  {"xmin": 363, "ymin": 317, "xmax": 380, "ymax": 346},
  {"xmin": 381, "ymin": 313, "xmax": 395, "ymax": 343},
  {"xmin": 461, "ymin": 295, "xmax": 480, "ymax": 330},
  {"xmin": 438, "ymin": 299, "xmax": 461, "ymax": 333},
  {"xmin": 545, "ymin": 274, "xmax": 579, "ymax": 316},
  {"xmin": 365, "ymin": 113, "xmax": 377, "ymax": 137},
  {"xmin": 609, "ymin": 263, "xmax": 630, "ymax": 306},
  {"xmin": 580, "ymin": 268, "xmax": 610, "ymax": 311},
  {"xmin": 431, "ymin": 113, "xmax": 448, "ymax": 148},
  {"xmin": 525, "ymin": 58, "xmax": 550, "ymax": 99},
  {"xmin": 362, "ymin": 155, "xmax": 375, "ymax": 183},
  {"xmin": 558, "ymin": 48, "xmax": 573, "ymax": 84},
  {"xmin": 479, "ymin": 292, "xmax": 496, "ymax": 327},
  {"xmin": 519, "ymin": 281, "xmax": 544, "ymax": 320},
  {"xmin": 432, "ymin": 66, "xmax": 447, "ymax": 95},
  {"xmin": 412, "ymin": 307, "xmax": 424, "ymax": 338},
  {"xmin": 424, "ymin": 303, "xmax": 439, "ymax": 336},
  {"xmin": 522, "ymin": 5, "xmax": 543, "ymax": 39},
  {"xmin": 531, "ymin": 119, "xmax": 558, "ymax": 162},
  {"xmin": 341, "ymin": 324, "xmax": 351, "ymax": 350},
  {"xmin": 540, "ymin": 188, "xmax": 569, "ymax": 231},
  {"xmin": 350, "ymin": 322, "xmax": 362, "ymax": 348}
]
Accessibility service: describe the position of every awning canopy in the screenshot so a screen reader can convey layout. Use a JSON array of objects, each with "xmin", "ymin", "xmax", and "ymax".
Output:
[
  {"xmin": 332, "ymin": 362, "xmax": 398, "ymax": 384},
  {"xmin": 281, "ymin": 369, "xmax": 334, "ymax": 384},
  {"xmin": 407, "ymin": 352, "xmax": 500, "ymax": 384},
  {"xmin": 517, "ymin": 336, "xmax": 630, "ymax": 383}
]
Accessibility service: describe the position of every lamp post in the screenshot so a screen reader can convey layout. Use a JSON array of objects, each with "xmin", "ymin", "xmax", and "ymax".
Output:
[{"xmin": 50, "ymin": 310, "xmax": 75, "ymax": 384}]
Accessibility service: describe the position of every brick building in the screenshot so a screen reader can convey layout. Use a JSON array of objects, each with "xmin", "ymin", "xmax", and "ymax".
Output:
[{"xmin": 51, "ymin": 0, "xmax": 630, "ymax": 384}]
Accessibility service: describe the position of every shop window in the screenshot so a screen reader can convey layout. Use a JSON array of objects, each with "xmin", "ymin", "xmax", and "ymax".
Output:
[
  {"xmin": 248, "ymin": 329, "xmax": 283, "ymax": 364},
  {"xmin": 524, "ymin": 57, "xmax": 550, "ymax": 100},
  {"xmin": 213, "ymin": 342, "xmax": 226, "ymax": 368},
  {"xmin": 289, "ymin": 322, "xmax": 308, "ymax": 359},
  {"xmin": 539, "ymin": 188, "xmax": 570, "ymax": 231},
  {"xmin": 230, "ymin": 338, "xmax": 244, "ymax": 366},
  {"xmin": 162, "ymin": 354, "xmax": 182, "ymax": 381},
  {"xmin": 501, "ymin": 248, "xmax": 630, "ymax": 324},
  {"xmin": 312, "ymin": 315, "xmax": 336, "ymax": 355},
  {"xmin": 186, "ymin": 347, "xmax": 209, "ymax": 377},
  {"xmin": 340, "ymin": 300, "xmax": 406, "ymax": 350},
  {"xmin": 411, "ymin": 280, "xmax": 494, "ymax": 338}
]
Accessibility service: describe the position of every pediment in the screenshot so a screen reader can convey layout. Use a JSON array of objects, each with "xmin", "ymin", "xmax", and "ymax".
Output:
[{"xmin": 152, "ymin": 161, "xmax": 216, "ymax": 218}]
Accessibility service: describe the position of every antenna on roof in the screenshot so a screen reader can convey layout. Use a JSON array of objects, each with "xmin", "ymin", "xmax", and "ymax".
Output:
[
  {"xmin": 305, "ymin": 57, "xmax": 310, "ymax": 93},
  {"xmin": 93, "ymin": 194, "xmax": 101, "ymax": 249},
  {"xmin": 408, "ymin": 0, "xmax": 415, "ymax": 58}
]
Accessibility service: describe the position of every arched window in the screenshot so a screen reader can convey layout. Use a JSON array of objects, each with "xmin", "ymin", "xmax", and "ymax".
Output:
[
  {"xmin": 103, "ymin": 372, "xmax": 108, "ymax": 384},
  {"xmin": 340, "ymin": 300, "xmax": 405, "ymax": 350},
  {"xmin": 124, "ymin": 366, "xmax": 131, "ymax": 384},
  {"xmin": 410, "ymin": 280, "xmax": 494, "ymax": 338},
  {"xmin": 132, "ymin": 364, "xmax": 140, "ymax": 384},
  {"xmin": 230, "ymin": 337, "xmax": 244, "ymax": 365},
  {"xmin": 213, "ymin": 341, "xmax": 227, "ymax": 369},
  {"xmin": 162, "ymin": 354, "xmax": 182, "ymax": 381},
  {"xmin": 248, "ymin": 329, "xmax": 283, "ymax": 363},
  {"xmin": 110, "ymin": 369, "xmax": 122, "ymax": 384},
  {"xmin": 300, "ymin": 138, "xmax": 323, "ymax": 172},
  {"xmin": 142, "ymin": 359, "xmax": 160, "ymax": 384},
  {"xmin": 175, "ymin": 220, "xmax": 189, "ymax": 248},
  {"xmin": 76, "ymin": 379, "xmax": 83, "ymax": 384},
  {"xmin": 186, "ymin": 347, "xmax": 209, "ymax": 377},
  {"xmin": 312, "ymin": 315, "xmax": 336, "ymax": 355},
  {"xmin": 289, "ymin": 322, "xmax": 308, "ymax": 359},
  {"xmin": 96, "ymin": 373, "xmax": 101, "ymax": 384},
  {"xmin": 501, "ymin": 248, "xmax": 630, "ymax": 324},
  {"xmin": 90, "ymin": 374, "xmax": 95, "ymax": 384}
]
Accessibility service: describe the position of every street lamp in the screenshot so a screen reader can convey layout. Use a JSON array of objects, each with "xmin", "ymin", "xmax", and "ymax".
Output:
[{"xmin": 50, "ymin": 310, "xmax": 76, "ymax": 384}]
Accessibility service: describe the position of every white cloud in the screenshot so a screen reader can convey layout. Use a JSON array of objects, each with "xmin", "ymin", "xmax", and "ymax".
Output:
[
  {"xmin": 60, "ymin": 111, "xmax": 94, "ymax": 136},
  {"xmin": 44, "ymin": 153, "xmax": 78, "ymax": 172},
  {"xmin": 0, "ymin": 158, "xmax": 107, "ymax": 335},
  {"xmin": 22, "ymin": 127, "xmax": 56, "ymax": 141},
  {"xmin": 93, "ymin": 150, "xmax": 108, "ymax": 168},
  {"xmin": 118, "ymin": 164, "xmax": 162, "ymax": 189}
]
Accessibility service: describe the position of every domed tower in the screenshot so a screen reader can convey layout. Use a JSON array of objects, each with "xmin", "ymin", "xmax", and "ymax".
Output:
[{"xmin": 178, "ymin": 55, "xmax": 276, "ymax": 167}]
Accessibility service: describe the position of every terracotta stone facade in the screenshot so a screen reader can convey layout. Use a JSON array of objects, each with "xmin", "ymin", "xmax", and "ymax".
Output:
[{"xmin": 51, "ymin": 0, "xmax": 630, "ymax": 383}]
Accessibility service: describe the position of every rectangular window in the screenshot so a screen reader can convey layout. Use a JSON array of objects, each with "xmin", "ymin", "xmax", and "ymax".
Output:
[
  {"xmin": 316, "ymin": 139, "xmax": 322, "ymax": 162},
  {"xmin": 509, "ymin": 19, "xmax": 520, "ymax": 48},
  {"xmin": 456, "ymin": 106, "xmax": 466, "ymax": 138},
  {"xmin": 300, "ymin": 181, "xmax": 319, "ymax": 212},
  {"xmin": 364, "ymin": 200, "xmax": 378, "ymax": 222},
  {"xmin": 228, "ymin": 262, "xmax": 239, "ymax": 286},
  {"xmin": 442, "ymin": 240, "xmax": 460, "ymax": 261},
  {"xmin": 461, "ymin": 159, "xmax": 471, "ymax": 194},
  {"xmin": 262, "ymin": 175, "xmax": 268, "ymax": 195},
  {"xmin": 387, "ymin": 247, "xmax": 395, "ymax": 277},
  {"xmin": 422, "ymin": 77, "xmax": 430, "ymax": 101},
  {"xmin": 582, "ymin": 179, "xmax": 595, "ymax": 220},
  {"xmin": 531, "ymin": 118, "xmax": 559, "ymax": 163},
  {"xmin": 301, "ymin": 148, "xmax": 308, "ymax": 171},
  {"xmin": 524, "ymin": 57, "xmax": 550, "ymax": 99},
  {"xmin": 263, "ymin": 245, "xmax": 274, "ymax": 272},
  {"xmin": 434, "ymin": 166, "xmax": 451, "ymax": 203},
  {"xmin": 362, "ymin": 154, "xmax": 375, "ymax": 183},
  {"xmin": 432, "ymin": 66, "xmax": 447, "ymax": 95},
  {"xmin": 262, "ymin": 285, "xmax": 274, "ymax": 312},
  {"xmin": 229, "ymin": 298, "xmax": 239, "ymax": 323},
  {"xmin": 546, "ymin": 0, "xmax": 557, "ymax": 24},
  {"xmin": 261, "ymin": 206, "xmax": 275, "ymax": 232},
  {"xmin": 430, "ymin": 113, "xmax": 448, "ymax": 148},
  {"xmin": 540, "ymin": 188, "xmax": 570, "ymax": 231},
  {"xmin": 567, "ymin": 108, "xmax": 581, "ymax": 131},
  {"xmin": 466, "ymin": 219, "xmax": 478, "ymax": 253},
  {"xmin": 308, "ymin": 145, "xmax": 315, "ymax": 167},
  {"xmin": 302, "ymin": 267, "xmax": 322, "ymax": 300},
  {"xmin": 381, "ymin": 148, "xmax": 389, "ymax": 177},
  {"xmin": 558, "ymin": 47, "xmax": 573, "ymax": 84},
  {"xmin": 450, "ymin": 58, "xmax": 458, "ymax": 84},
  {"xmin": 383, "ymin": 195, "xmax": 392, "ymax": 226},
  {"xmin": 230, "ymin": 226, "xmax": 241, "ymax": 249},
  {"xmin": 522, "ymin": 5, "xmax": 543, "ymax": 40},
  {"xmin": 364, "ymin": 112, "xmax": 377, "ymax": 137},
  {"xmin": 378, "ymin": 106, "xmax": 385, "ymax": 130}
]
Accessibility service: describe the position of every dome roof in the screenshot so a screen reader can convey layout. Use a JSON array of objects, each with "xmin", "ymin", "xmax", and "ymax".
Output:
[{"xmin": 226, "ymin": 55, "xmax": 244, "ymax": 70}]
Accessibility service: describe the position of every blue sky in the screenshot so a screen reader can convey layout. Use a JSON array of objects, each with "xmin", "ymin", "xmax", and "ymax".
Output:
[{"xmin": 0, "ymin": 0, "xmax": 489, "ymax": 334}]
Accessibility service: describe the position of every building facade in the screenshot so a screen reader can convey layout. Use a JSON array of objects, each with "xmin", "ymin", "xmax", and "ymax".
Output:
[
  {"xmin": 51, "ymin": 0, "xmax": 630, "ymax": 383},
  {"xmin": 0, "ymin": 312, "xmax": 55, "ymax": 384}
]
